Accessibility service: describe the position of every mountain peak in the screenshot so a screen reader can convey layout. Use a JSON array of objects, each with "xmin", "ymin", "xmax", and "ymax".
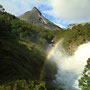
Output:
[
  {"xmin": 32, "ymin": 7, "xmax": 42, "ymax": 15},
  {"xmin": 19, "ymin": 7, "xmax": 62, "ymax": 30},
  {"xmin": 32, "ymin": 7, "xmax": 38, "ymax": 10}
]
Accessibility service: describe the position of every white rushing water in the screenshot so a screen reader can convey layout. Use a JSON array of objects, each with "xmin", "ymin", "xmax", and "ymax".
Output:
[{"xmin": 49, "ymin": 42, "xmax": 90, "ymax": 90}]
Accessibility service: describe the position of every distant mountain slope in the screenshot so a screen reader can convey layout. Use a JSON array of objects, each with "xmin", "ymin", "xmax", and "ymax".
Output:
[
  {"xmin": 18, "ymin": 7, "xmax": 61, "ymax": 30},
  {"xmin": 67, "ymin": 22, "xmax": 90, "ymax": 29}
]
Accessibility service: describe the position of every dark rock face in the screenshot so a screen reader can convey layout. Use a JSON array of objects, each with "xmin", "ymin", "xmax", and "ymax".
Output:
[
  {"xmin": 68, "ymin": 23, "xmax": 78, "ymax": 28},
  {"xmin": 18, "ymin": 7, "xmax": 61, "ymax": 30},
  {"xmin": 86, "ymin": 58, "xmax": 90, "ymax": 69}
]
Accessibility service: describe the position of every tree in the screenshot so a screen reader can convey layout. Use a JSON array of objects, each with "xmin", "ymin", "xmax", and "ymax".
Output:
[
  {"xmin": 79, "ymin": 58, "xmax": 90, "ymax": 90},
  {"xmin": 0, "ymin": 5, "xmax": 3, "ymax": 8},
  {"xmin": 0, "ymin": 5, "xmax": 5, "ymax": 12}
]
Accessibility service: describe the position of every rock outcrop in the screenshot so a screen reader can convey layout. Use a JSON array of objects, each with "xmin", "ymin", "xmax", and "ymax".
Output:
[
  {"xmin": 0, "ymin": 5, "xmax": 5, "ymax": 12},
  {"xmin": 18, "ymin": 7, "xmax": 61, "ymax": 30},
  {"xmin": 86, "ymin": 58, "xmax": 90, "ymax": 69}
]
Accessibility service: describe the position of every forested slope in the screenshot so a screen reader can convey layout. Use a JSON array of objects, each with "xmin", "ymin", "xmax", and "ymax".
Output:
[
  {"xmin": 0, "ymin": 11, "xmax": 62, "ymax": 89},
  {"xmin": 0, "ymin": 10, "xmax": 89, "ymax": 89}
]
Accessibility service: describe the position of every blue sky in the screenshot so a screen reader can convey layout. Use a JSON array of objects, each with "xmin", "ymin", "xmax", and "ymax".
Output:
[{"xmin": 0, "ymin": 0, "xmax": 90, "ymax": 27}]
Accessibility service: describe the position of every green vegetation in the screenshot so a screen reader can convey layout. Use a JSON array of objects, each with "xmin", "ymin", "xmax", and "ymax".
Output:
[
  {"xmin": 0, "ymin": 12, "xmax": 45, "ymax": 83},
  {"xmin": 0, "ymin": 38, "xmax": 45, "ymax": 82},
  {"xmin": 1, "ymin": 10, "xmax": 89, "ymax": 54},
  {"xmin": 79, "ymin": 68, "xmax": 90, "ymax": 90},
  {"xmin": 53, "ymin": 24, "xmax": 90, "ymax": 54},
  {"xmin": 0, "ymin": 11, "xmax": 46, "ymax": 83},
  {"xmin": 79, "ymin": 58, "xmax": 90, "ymax": 90},
  {"xmin": 42, "ymin": 60, "xmax": 58, "ymax": 84},
  {"xmin": 0, "ymin": 80, "xmax": 62, "ymax": 90},
  {"xmin": 0, "ymin": 4, "xmax": 5, "ymax": 12},
  {"xmin": 0, "ymin": 11, "xmax": 61, "ymax": 89},
  {"xmin": 0, "ymin": 5, "xmax": 3, "ymax": 8},
  {"xmin": 0, "ymin": 7, "xmax": 90, "ymax": 89}
]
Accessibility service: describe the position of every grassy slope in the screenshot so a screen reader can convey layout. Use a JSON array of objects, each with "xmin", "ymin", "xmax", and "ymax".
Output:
[
  {"xmin": 53, "ymin": 24, "xmax": 90, "ymax": 54},
  {"xmin": 0, "ymin": 80, "xmax": 63, "ymax": 90},
  {"xmin": 79, "ymin": 58, "xmax": 90, "ymax": 90},
  {"xmin": 0, "ymin": 11, "xmax": 45, "ymax": 83},
  {"xmin": 0, "ymin": 11, "xmax": 62, "ymax": 89},
  {"xmin": 0, "ymin": 38, "xmax": 45, "ymax": 83},
  {"xmin": 0, "ymin": 10, "xmax": 89, "ymax": 89}
]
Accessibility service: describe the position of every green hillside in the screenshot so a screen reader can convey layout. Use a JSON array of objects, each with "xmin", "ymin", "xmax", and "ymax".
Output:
[
  {"xmin": 0, "ymin": 11, "xmax": 61, "ymax": 89},
  {"xmin": 53, "ymin": 24, "xmax": 90, "ymax": 54},
  {"xmin": 0, "ymin": 9, "xmax": 90, "ymax": 90},
  {"xmin": 0, "ymin": 80, "xmax": 63, "ymax": 90},
  {"xmin": 79, "ymin": 58, "xmax": 90, "ymax": 90},
  {"xmin": 0, "ymin": 11, "xmax": 46, "ymax": 82}
]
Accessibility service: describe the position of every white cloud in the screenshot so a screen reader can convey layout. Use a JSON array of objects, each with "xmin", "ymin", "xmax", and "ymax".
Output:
[
  {"xmin": 47, "ymin": 0, "xmax": 90, "ymax": 23},
  {"xmin": 0, "ymin": 0, "xmax": 50, "ymax": 16},
  {"xmin": 0, "ymin": 0, "xmax": 90, "ymax": 26}
]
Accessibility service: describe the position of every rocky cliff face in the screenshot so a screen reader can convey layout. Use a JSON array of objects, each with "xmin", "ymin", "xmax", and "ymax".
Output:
[
  {"xmin": 67, "ymin": 23, "xmax": 78, "ymax": 29},
  {"xmin": 18, "ymin": 7, "xmax": 61, "ymax": 30},
  {"xmin": 86, "ymin": 58, "xmax": 90, "ymax": 69}
]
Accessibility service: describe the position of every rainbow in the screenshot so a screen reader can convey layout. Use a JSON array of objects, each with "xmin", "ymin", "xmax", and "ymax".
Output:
[
  {"xmin": 46, "ymin": 38, "xmax": 64, "ymax": 59},
  {"xmin": 40, "ymin": 38, "xmax": 64, "ymax": 80}
]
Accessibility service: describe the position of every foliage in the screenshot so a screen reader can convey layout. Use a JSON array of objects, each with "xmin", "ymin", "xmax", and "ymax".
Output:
[
  {"xmin": 0, "ymin": 11, "xmax": 89, "ymax": 54},
  {"xmin": 0, "ymin": 11, "xmax": 63, "ymax": 89},
  {"xmin": 0, "ymin": 8, "xmax": 90, "ymax": 90},
  {"xmin": 0, "ymin": 80, "xmax": 62, "ymax": 90},
  {"xmin": 0, "ymin": 11, "xmax": 46, "ymax": 84},
  {"xmin": 42, "ymin": 60, "xmax": 58, "ymax": 84},
  {"xmin": 79, "ymin": 68, "xmax": 90, "ymax": 90},
  {"xmin": 53, "ymin": 24, "xmax": 90, "ymax": 54},
  {"xmin": 0, "ymin": 4, "xmax": 3, "ymax": 8},
  {"xmin": 79, "ymin": 58, "xmax": 90, "ymax": 90}
]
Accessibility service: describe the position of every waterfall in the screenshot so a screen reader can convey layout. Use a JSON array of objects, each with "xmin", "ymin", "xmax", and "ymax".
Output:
[{"xmin": 49, "ymin": 42, "xmax": 90, "ymax": 90}]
